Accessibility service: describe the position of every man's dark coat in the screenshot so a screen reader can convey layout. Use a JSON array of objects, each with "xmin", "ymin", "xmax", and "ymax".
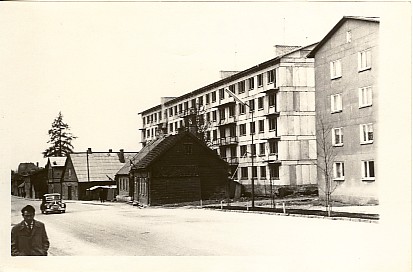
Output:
[{"xmin": 11, "ymin": 219, "xmax": 50, "ymax": 256}]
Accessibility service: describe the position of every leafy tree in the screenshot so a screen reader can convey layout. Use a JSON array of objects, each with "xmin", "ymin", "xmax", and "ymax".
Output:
[{"xmin": 43, "ymin": 112, "xmax": 76, "ymax": 157}]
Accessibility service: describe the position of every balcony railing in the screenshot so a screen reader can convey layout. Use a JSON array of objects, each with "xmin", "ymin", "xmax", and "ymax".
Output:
[
  {"xmin": 178, "ymin": 108, "xmax": 197, "ymax": 118},
  {"xmin": 222, "ymin": 157, "xmax": 239, "ymax": 165},
  {"xmin": 217, "ymin": 116, "xmax": 237, "ymax": 126},
  {"xmin": 219, "ymin": 136, "xmax": 239, "ymax": 146}
]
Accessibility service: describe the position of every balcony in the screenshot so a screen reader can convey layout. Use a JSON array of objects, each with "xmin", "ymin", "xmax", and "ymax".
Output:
[
  {"xmin": 262, "ymin": 130, "xmax": 281, "ymax": 140},
  {"xmin": 222, "ymin": 157, "xmax": 239, "ymax": 165},
  {"xmin": 219, "ymin": 136, "xmax": 239, "ymax": 146},
  {"xmin": 262, "ymin": 153, "xmax": 280, "ymax": 163},
  {"xmin": 178, "ymin": 108, "xmax": 197, "ymax": 118},
  {"xmin": 217, "ymin": 116, "xmax": 237, "ymax": 126},
  {"xmin": 264, "ymin": 106, "xmax": 280, "ymax": 116}
]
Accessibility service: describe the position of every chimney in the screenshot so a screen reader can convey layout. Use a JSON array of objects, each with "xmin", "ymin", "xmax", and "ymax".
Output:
[
  {"xmin": 274, "ymin": 45, "xmax": 301, "ymax": 57},
  {"xmin": 87, "ymin": 148, "xmax": 92, "ymax": 154},
  {"xmin": 118, "ymin": 149, "xmax": 125, "ymax": 163},
  {"xmin": 109, "ymin": 149, "xmax": 112, "ymax": 153},
  {"xmin": 36, "ymin": 162, "xmax": 39, "ymax": 167},
  {"xmin": 219, "ymin": 71, "xmax": 239, "ymax": 80}
]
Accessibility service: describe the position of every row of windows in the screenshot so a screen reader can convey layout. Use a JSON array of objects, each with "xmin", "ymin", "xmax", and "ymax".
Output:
[
  {"xmin": 145, "ymin": 116, "xmax": 278, "ymax": 139},
  {"xmin": 330, "ymin": 49, "xmax": 372, "ymax": 79},
  {"xmin": 331, "ymin": 86, "xmax": 373, "ymax": 113},
  {"xmin": 119, "ymin": 178, "xmax": 129, "ymax": 191},
  {"xmin": 239, "ymin": 165, "xmax": 280, "ymax": 180},
  {"xmin": 333, "ymin": 160, "xmax": 375, "ymax": 181},
  {"xmin": 143, "ymin": 93, "xmax": 277, "ymax": 126},
  {"xmin": 332, "ymin": 124, "xmax": 373, "ymax": 146},
  {"xmin": 220, "ymin": 141, "xmax": 278, "ymax": 158}
]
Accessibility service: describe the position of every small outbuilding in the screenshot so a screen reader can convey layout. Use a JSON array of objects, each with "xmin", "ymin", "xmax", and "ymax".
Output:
[{"xmin": 130, "ymin": 131, "xmax": 229, "ymax": 206}]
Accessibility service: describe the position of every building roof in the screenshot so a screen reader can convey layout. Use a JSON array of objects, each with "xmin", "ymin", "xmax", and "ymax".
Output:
[
  {"xmin": 69, "ymin": 151, "xmax": 137, "ymax": 182},
  {"xmin": 307, "ymin": 16, "xmax": 380, "ymax": 58},
  {"xmin": 17, "ymin": 163, "xmax": 39, "ymax": 176},
  {"xmin": 139, "ymin": 42, "xmax": 318, "ymax": 115},
  {"xmin": 47, "ymin": 157, "xmax": 67, "ymax": 168},
  {"xmin": 130, "ymin": 131, "xmax": 226, "ymax": 171}
]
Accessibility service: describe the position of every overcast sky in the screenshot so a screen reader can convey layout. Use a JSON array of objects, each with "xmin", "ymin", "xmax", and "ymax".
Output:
[{"xmin": 0, "ymin": 1, "xmax": 408, "ymax": 169}]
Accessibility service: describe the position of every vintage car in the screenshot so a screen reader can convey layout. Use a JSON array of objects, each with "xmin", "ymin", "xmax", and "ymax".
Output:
[{"xmin": 40, "ymin": 193, "xmax": 66, "ymax": 214}]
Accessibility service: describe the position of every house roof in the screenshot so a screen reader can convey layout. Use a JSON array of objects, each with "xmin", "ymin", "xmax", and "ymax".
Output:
[
  {"xmin": 69, "ymin": 152, "xmax": 137, "ymax": 182},
  {"xmin": 307, "ymin": 16, "xmax": 380, "ymax": 58},
  {"xmin": 130, "ymin": 131, "xmax": 226, "ymax": 171},
  {"xmin": 139, "ymin": 42, "xmax": 318, "ymax": 115},
  {"xmin": 47, "ymin": 157, "xmax": 67, "ymax": 168}
]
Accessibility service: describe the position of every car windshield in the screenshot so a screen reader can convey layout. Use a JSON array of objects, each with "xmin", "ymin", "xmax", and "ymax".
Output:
[{"xmin": 45, "ymin": 195, "xmax": 61, "ymax": 201}]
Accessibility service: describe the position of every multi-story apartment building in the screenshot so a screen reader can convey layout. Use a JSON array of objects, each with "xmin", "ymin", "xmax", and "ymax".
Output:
[
  {"xmin": 140, "ymin": 44, "xmax": 318, "ymax": 196},
  {"xmin": 308, "ymin": 16, "xmax": 379, "ymax": 204}
]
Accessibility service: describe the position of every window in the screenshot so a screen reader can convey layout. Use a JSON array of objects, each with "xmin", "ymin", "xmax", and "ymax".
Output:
[
  {"xmin": 238, "ymin": 81, "xmax": 245, "ymax": 94},
  {"xmin": 206, "ymin": 112, "xmax": 210, "ymax": 122},
  {"xmin": 252, "ymin": 166, "xmax": 257, "ymax": 178},
  {"xmin": 219, "ymin": 147, "xmax": 226, "ymax": 158},
  {"xmin": 331, "ymin": 94, "xmax": 343, "ymax": 113},
  {"xmin": 360, "ymin": 123, "xmax": 374, "ymax": 144},
  {"xmin": 143, "ymin": 117, "xmax": 146, "ymax": 126},
  {"xmin": 219, "ymin": 127, "xmax": 226, "ymax": 138},
  {"xmin": 259, "ymin": 143, "xmax": 265, "ymax": 156},
  {"xmin": 259, "ymin": 120, "xmax": 265, "ymax": 133},
  {"xmin": 257, "ymin": 74, "xmax": 263, "ymax": 87},
  {"xmin": 229, "ymin": 84, "xmax": 235, "ymax": 94},
  {"xmin": 333, "ymin": 162, "xmax": 345, "ymax": 180},
  {"xmin": 212, "ymin": 111, "xmax": 217, "ymax": 121},
  {"xmin": 269, "ymin": 140, "xmax": 278, "ymax": 154},
  {"xmin": 359, "ymin": 86, "xmax": 373, "ymax": 107},
  {"xmin": 184, "ymin": 143, "xmax": 193, "ymax": 155},
  {"xmin": 211, "ymin": 91, "xmax": 216, "ymax": 103},
  {"xmin": 174, "ymin": 106, "xmax": 178, "ymax": 115},
  {"xmin": 270, "ymin": 165, "xmax": 280, "ymax": 179},
  {"xmin": 174, "ymin": 121, "xmax": 178, "ymax": 132},
  {"xmin": 169, "ymin": 123, "xmax": 173, "ymax": 132},
  {"xmin": 229, "ymin": 104, "xmax": 235, "ymax": 117},
  {"xmin": 332, "ymin": 128, "xmax": 343, "ymax": 146},
  {"xmin": 330, "ymin": 59, "xmax": 342, "ymax": 79},
  {"xmin": 198, "ymin": 96, "xmax": 203, "ymax": 106},
  {"xmin": 241, "ymin": 167, "xmax": 248, "ymax": 179},
  {"xmin": 159, "ymin": 111, "xmax": 162, "ymax": 121},
  {"xmin": 250, "ymin": 144, "xmax": 256, "ymax": 157},
  {"xmin": 362, "ymin": 160, "xmax": 375, "ymax": 180},
  {"xmin": 248, "ymin": 77, "xmax": 254, "ymax": 90},
  {"xmin": 239, "ymin": 103, "xmax": 246, "ymax": 115},
  {"xmin": 68, "ymin": 169, "xmax": 72, "ymax": 178},
  {"xmin": 219, "ymin": 88, "xmax": 225, "ymax": 100},
  {"xmin": 184, "ymin": 101, "xmax": 188, "ymax": 110},
  {"xmin": 229, "ymin": 126, "xmax": 236, "ymax": 137},
  {"xmin": 240, "ymin": 145, "xmax": 247, "ymax": 157},
  {"xmin": 230, "ymin": 146, "xmax": 237, "ymax": 157},
  {"xmin": 358, "ymin": 50, "xmax": 372, "ymax": 71},
  {"xmin": 260, "ymin": 166, "xmax": 266, "ymax": 178},
  {"xmin": 258, "ymin": 97, "xmax": 264, "ymax": 110},
  {"xmin": 269, "ymin": 93, "xmax": 276, "ymax": 107},
  {"xmin": 205, "ymin": 93, "xmax": 210, "ymax": 104},
  {"xmin": 250, "ymin": 121, "xmax": 255, "ymax": 134},
  {"xmin": 239, "ymin": 124, "xmax": 246, "ymax": 136},
  {"xmin": 169, "ymin": 108, "xmax": 173, "ymax": 117},
  {"xmin": 267, "ymin": 69, "xmax": 275, "ymax": 84},
  {"xmin": 346, "ymin": 31, "xmax": 352, "ymax": 43},
  {"xmin": 191, "ymin": 99, "xmax": 196, "ymax": 108},
  {"xmin": 249, "ymin": 99, "xmax": 255, "ymax": 112},
  {"xmin": 212, "ymin": 130, "xmax": 217, "ymax": 140},
  {"xmin": 219, "ymin": 108, "xmax": 225, "ymax": 120},
  {"xmin": 269, "ymin": 117, "xmax": 277, "ymax": 131}
]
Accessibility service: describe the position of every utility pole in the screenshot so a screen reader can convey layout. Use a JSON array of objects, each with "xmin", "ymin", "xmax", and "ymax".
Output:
[{"xmin": 224, "ymin": 87, "xmax": 255, "ymax": 208}]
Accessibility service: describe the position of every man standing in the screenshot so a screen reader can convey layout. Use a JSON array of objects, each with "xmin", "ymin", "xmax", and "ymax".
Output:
[{"xmin": 11, "ymin": 205, "xmax": 50, "ymax": 256}]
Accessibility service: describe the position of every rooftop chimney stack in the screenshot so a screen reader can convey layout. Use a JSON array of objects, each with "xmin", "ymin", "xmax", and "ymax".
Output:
[
  {"xmin": 87, "ymin": 148, "xmax": 92, "ymax": 154},
  {"xmin": 109, "ymin": 149, "xmax": 112, "ymax": 153},
  {"xmin": 118, "ymin": 149, "xmax": 125, "ymax": 163}
]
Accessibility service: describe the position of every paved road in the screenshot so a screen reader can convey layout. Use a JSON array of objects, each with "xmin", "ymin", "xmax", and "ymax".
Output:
[{"xmin": 10, "ymin": 196, "xmax": 381, "ymax": 257}]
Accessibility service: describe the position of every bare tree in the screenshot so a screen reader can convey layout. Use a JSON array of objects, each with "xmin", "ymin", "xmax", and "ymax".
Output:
[
  {"xmin": 315, "ymin": 118, "xmax": 340, "ymax": 216},
  {"xmin": 181, "ymin": 103, "xmax": 212, "ymax": 146}
]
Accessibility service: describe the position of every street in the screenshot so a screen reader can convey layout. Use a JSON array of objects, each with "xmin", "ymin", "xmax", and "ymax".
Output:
[{"xmin": 9, "ymin": 196, "xmax": 385, "ymax": 257}]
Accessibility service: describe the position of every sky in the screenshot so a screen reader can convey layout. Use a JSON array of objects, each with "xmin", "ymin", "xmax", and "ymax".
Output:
[{"xmin": 0, "ymin": 1, "xmax": 409, "ymax": 170}]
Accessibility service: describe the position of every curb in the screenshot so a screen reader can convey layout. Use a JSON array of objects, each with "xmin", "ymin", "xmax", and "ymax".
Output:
[{"xmin": 206, "ymin": 207, "xmax": 379, "ymax": 223}]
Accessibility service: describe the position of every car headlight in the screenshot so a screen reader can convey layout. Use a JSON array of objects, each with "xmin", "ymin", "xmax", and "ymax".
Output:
[{"xmin": 61, "ymin": 203, "xmax": 66, "ymax": 208}]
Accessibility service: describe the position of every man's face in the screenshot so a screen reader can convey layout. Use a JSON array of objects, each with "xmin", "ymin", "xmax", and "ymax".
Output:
[{"xmin": 22, "ymin": 211, "xmax": 34, "ymax": 224}]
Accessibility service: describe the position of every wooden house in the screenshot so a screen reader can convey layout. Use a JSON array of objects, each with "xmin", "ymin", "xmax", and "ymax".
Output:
[
  {"xmin": 45, "ymin": 157, "xmax": 67, "ymax": 195},
  {"xmin": 130, "ymin": 131, "xmax": 229, "ymax": 206},
  {"xmin": 61, "ymin": 149, "xmax": 137, "ymax": 200}
]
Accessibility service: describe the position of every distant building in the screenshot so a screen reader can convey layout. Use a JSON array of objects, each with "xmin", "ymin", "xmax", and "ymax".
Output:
[
  {"xmin": 60, "ymin": 149, "xmax": 137, "ymax": 200},
  {"xmin": 45, "ymin": 157, "xmax": 67, "ymax": 195},
  {"xmin": 139, "ymin": 44, "xmax": 318, "ymax": 197},
  {"xmin": 308, "ymin": 16, "xmax": 379, "ymax": 204},
  {"xmin": 14, "ymin": 162, "xmax": 41, "ymax": 198},
  {"xmin": 130, "ymin": 131, "xmax": 229, "ymax": 206}
]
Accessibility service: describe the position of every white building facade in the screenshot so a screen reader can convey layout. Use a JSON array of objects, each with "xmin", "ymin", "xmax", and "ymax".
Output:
[{"xmin": 140, "ymin": 44, "xmax": 318, "ymax": 196}]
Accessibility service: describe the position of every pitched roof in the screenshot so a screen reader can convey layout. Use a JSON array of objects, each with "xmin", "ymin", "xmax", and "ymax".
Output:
[
  {"xmin": 307, "ymin": 16, "xmax": 380, "ymax": 58},
  {"xmin": 47, "ymin": 157, "xmax": 67, "ymax": 168},
  {"xmin": 130, "ymin": 131, "xmax": 225, "ymax": 171},
  {"xmin": 69, "ymin": 152, "xmax": 137, "ymax": 182}
]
